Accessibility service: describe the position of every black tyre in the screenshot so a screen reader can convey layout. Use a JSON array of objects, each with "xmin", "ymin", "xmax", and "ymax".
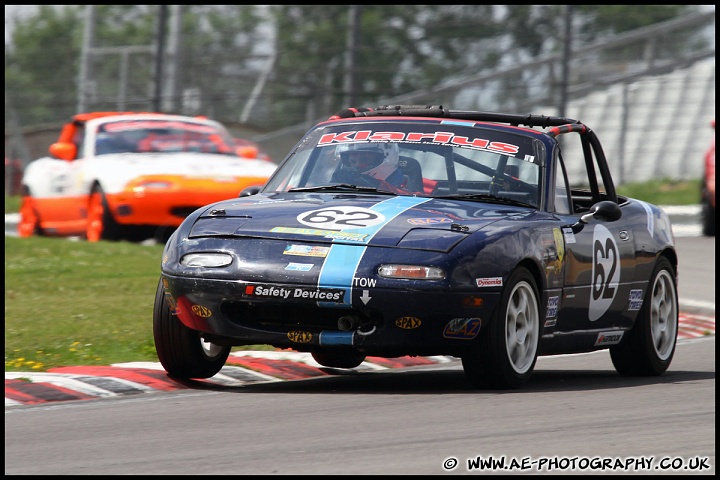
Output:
[
  {"xmin": 610, "ymin": 256, "xmax": 678, "ymax": 376},
  {"xmin": 462, "ymin": 267, "xmax": 540, "ymax": 389},
  {"xmin": 153, "ymin": 278, "xmax": 230, "ymax": 378},
  {"xmin": 311, "ymin": 350, "xmax": 366, "ymax": 369}
]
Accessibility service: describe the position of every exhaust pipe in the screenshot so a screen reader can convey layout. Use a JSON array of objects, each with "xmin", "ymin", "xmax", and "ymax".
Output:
[
  {"xmin": 337, "ymin": 315, "xmax": 362, "ymax": 331},
  {"xmin": 320, "ymin": 316, "xmax": 376, "ymax": 345}
]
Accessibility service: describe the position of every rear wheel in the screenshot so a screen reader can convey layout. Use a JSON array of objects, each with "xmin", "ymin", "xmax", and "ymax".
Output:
[
  {"xmin": 311, "ymin": 350, "xmax": 366, "ymax": 369},
  {"xmin": 18, "ymin": 188, "xmax": 43, "ymax": 237},
  {"xmin": 153, "ymin": 278, "xmax": 230, "ymax": 378},
  {"xmin": 610, "ymin": 256, "xmax": 678, "ymax": 376},
  {"xmin": 86, "ymin": 186, "xmax": 121, "ymax": 241},
  {"xmin": 462, "ymin": 266, "xmax": 540, "ymax": 389}
]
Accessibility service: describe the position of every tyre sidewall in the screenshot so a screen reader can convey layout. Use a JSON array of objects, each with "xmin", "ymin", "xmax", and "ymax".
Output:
[{"xmin": 153, "ymin": 278, "xmax": 230, "ymax": 378}]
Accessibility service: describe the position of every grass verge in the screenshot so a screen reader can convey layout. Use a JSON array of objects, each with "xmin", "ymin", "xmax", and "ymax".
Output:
[{"xmin": 5, "ymin": 236, "xmax": 165, "ymax": 371}]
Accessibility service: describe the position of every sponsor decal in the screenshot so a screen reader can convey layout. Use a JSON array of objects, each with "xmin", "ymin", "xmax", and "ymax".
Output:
[
  {"xmin": 191, "ymin": 304, "xmax": 212, "ymax": 318},
  {"xmin": 283, "ymin": 244, "xmax": 330, "ymax": 257},
  {"xmin": 562, "ymin": 226, "xmax": 576, "ymax": 244},
  {"xmin": 297, "ymin": 206, "xmax": 386, "ymax": 230},
  {"xmin": 285, "ymin": 263, "xmax": 313, "ymax": 271},
  {"xmin": 395, "ymin": 316, "xmax": 422, "ymax": 329},
  {"xmin": 422, "ymin": 208, "xmax": 466, "ymax": 221},
  {"xmin": 244, "ymin": 284, "xmax": 345, "ymax": 302},
  {"xmin": 287, "ymin": 331, "xmax": 312, "ymax": 343},
  {"xmin": 443, "ymin": 318, "xmax": 482, "ymax": 339},
  {"xmin": 104, "ymin": 119, "xmax": 217, "ymax": 134},
  {"xmin": 271, "ymin": 226, "xmax": 368, "ymax": 242},
  {"xmin": 476, "ymin": 277, "xmax": 503, "ymax": 287},
  {"xmin": 317, "ymin": 131, "xmax": 520, "ymax": 156},
  {"xmin": 628, "ymin": 289, "xmax": 644, "ymax": 311},
  {"xmin": 594, "ymin": 331, "xmax": 624, "ymax": 347},
  {"xmin": 546, "ymin": 296, "xmax": 559, "ymax": 318},
  {"xmin": 407, "ymin": 217, "xmax": 453, "ymax": 225}
]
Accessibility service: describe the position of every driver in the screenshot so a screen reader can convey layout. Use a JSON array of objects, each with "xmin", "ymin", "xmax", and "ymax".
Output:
[{"xmin": 332, "ymin": 142, "xmax": 405, "ymax": 189}]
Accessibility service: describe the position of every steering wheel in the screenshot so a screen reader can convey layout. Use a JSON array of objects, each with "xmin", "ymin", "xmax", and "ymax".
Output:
[{"xmin": 331, "ymin": 166, "xmax": 378, "ymax": 188}]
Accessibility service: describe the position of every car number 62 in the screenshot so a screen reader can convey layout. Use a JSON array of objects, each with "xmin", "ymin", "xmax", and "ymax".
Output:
[
  {"xmin": 589, "ymin": 224, "xmax": 620, "ymax": 321},
  {"xmin": 297, "ymin": 206, "xmax": 386, "ymax": 230}
]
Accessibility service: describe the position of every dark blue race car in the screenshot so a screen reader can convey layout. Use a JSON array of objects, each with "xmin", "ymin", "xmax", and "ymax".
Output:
[{"xmin": 153, "ymin": 105, "xmax": 679, "ymax": 389}]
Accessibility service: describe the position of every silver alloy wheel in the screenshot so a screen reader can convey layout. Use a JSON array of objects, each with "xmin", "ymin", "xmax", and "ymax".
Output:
[
  {"xmin": 505, "ymin": 280, "xmax": 540, "ymax": 374},
  {"xmin": 650, "ymin": 269, "xmax": 678, "ymax": 361},
  {"xmin": 201, "ymin": 338, "xmax": 226, "ymax": 359}
]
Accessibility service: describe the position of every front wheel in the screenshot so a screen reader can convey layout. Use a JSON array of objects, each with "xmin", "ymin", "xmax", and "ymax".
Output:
[
  {"xmin": 462, "ymin": 267, "xmax": 540, "ymax": 389},
  {"xmin": 610, "ymin": 256, "xmax": 678, "ymax": 376},
  {"xmin": 153, "ymin": 278, "xmax": 230, "ymax": 378}
]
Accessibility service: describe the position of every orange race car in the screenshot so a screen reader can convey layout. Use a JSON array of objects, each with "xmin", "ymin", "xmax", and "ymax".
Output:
[{"xmin": 19, "ymin": 112, "xmax": 277, "ymax": 242}]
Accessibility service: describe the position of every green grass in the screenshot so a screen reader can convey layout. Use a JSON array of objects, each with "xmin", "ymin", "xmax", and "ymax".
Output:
[
  {"xmin": 615, "ymin": 179, "xmax": 701, "ymax": 206},
  {"xmin": 5, "ymin": 236, "xmax": 166, "ymax": 371},
  {"xmin": 3, "ymin": 178, "xmax": 701, "ymax": 372}
]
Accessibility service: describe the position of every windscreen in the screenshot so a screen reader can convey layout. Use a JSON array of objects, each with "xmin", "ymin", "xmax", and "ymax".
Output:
[
  {"xmin": 263, "ymin": 121, "xmax": 545, "ymax": 208},
  {"xmin": 94, "ymin": 119, "xmax": 238, "ymax": 156}
]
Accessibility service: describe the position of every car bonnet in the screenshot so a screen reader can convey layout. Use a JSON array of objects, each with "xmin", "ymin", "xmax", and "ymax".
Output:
[{"xmin": 187, "ymin": 193, "xmax": 531, "ymax": 253}]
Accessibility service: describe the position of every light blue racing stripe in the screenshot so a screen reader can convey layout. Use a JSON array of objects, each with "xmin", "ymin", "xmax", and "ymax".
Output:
[
  {"xmin": 441, "ymin": 120, "xmax": 477, "ymax": 126},
  {"xmin": 317, "ymin": 196, "xmax": 431, "ymax": 307}
]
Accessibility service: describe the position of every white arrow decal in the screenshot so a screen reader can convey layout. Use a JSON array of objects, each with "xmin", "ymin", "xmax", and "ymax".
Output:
[{"xmin": 360, "ymin": 290, "xmax": 372, "ymax": 305}]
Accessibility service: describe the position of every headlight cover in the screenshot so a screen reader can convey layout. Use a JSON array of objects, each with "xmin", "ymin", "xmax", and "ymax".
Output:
[
  {"xmin": 377, "ymin": 264, "xmax": 445, "ymax": 280},
  {"xmin": 180, "ymin": 252, "xmax": 233, "ymax": 267}
]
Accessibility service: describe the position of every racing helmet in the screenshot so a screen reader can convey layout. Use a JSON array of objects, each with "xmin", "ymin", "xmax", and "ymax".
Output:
[{"xmin": 338, "ymin": 142, "xmax": 399, "ymax": 181}]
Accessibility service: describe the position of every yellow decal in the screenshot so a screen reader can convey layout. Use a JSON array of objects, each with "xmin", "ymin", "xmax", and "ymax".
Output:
[
  {"xmin": 287, "ymin": 331, "xmax": 313, "ymax": 343},
  {"xmin": 553, "ymin": 228, "xmax": 565, "ymax": 262},
  {"xmin": 191, "ymin": 304, "xmax": 212, "ymax": 318},
  {"xmin": 395, "ymin": 316, "xmax": 422, "ymax": 329},
  {"xmin": 553, "ymin": 227, "xmax": 565, "ymax": 274}
]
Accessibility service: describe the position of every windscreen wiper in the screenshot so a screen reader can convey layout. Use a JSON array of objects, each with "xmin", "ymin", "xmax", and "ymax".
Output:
[
  {"xmin": 434, "ymin": 193, "xmax": 535, "ymax": 208},
  {"xmin": 288, "ymin": 184, "xmax": 396, "ymax": 195}
]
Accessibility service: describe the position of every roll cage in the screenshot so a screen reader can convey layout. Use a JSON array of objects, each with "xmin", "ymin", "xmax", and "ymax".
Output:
[{"xmin": 330, "ymin": 105, "xmax": 618, "ymax": 207}]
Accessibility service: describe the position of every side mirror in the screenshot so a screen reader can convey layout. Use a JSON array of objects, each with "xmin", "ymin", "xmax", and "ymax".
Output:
[
  {"xmin": 49, "ymin": 142, "xmax": 77, "ymax": 161},
  {"xmin": 571, "ymin": 200, "xmax": 622, "ymax": 233},
  {"xmin": 239, "ymin": 186, "xmax": 262, "ymax": 197},
  {"xmin": 585, "ymin": 200, "xmax": 622, "ymax": 222},
  {"xmin": 236, "ymin": 145, "xmax": 259, "ymax": 159}
]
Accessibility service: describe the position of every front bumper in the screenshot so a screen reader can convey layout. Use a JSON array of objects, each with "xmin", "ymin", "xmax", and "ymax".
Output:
[{"xmin": 160, "ymin": 274, "xmax": 501, "ymax": 357}]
